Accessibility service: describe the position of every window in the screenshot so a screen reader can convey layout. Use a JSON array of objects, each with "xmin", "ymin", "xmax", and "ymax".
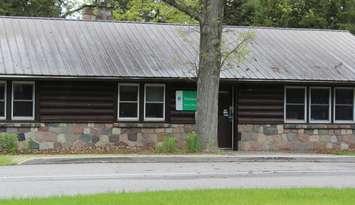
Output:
[
  {"xmin": 0, "ymin": 82, "xmax": 6, "ymax": 119},
  {"xmin": 285, "ymin": 87, "xmax": 306, "ymax": 123},
  {"xmin": 309, "ymin": 87, "xmax": 331, "ymax": 123},
  {"xmin": 12, "ymin": 81, "xmax": 35, "ymax": 120},
  {"xmin": 118, "ymin": 84, "xmax": 139, "ymax": 121},
  {"xmin": 144, "ymin": 84, "xmax": 165, "ymax": 121},
  {"xmin": 334, "ymin": 88, "xmax": 354, "ymax": 122}
]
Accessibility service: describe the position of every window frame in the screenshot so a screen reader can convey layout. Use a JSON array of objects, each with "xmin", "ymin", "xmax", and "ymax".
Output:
[
  {"xmin": 117, "ymin": 83, "xmax": 140, "ymax": 121},
  {"xmin": 144, "ymin": 83, "xmax": 166, "ymax": 121},
  {"xmin": 284, "ymin": 86, "xmax": 307, "ymax": 123},
  {"xmin": 11, "ymin": 81, "xmax": 35, "ymax": 121},
  {"xmin": 0, "ymin": 81, "xmax": 6, "ymax": 120},
  {"xmin": 309, "ymin": 86, "xmax": 331, "ymax": 123},
  {"xmin": 333, "ymin": 87, "xmax": 355, "ymax": 124}
]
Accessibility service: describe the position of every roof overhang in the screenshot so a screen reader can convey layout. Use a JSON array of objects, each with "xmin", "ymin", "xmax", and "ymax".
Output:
[{"xmin": 1, "ymin": 74, "xmax": 355, "ymax": 85}]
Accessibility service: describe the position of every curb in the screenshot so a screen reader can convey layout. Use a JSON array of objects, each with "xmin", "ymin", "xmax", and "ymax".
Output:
[{"xmin": 20, "ymin": 156, "xmax": 355, "ymax": 165}]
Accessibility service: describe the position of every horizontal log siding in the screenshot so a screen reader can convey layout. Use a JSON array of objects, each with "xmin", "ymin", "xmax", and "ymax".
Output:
[
  {"xmin": 167, "ymin": 82, "xmax": 195, "ymax": 124},
  {"xmin": 38, "ymin": 81, "xmax": 115, "ymax": 122},
  {"xmin": 237, "ymin": 85, "xmax": 284, "ymax": 124}
]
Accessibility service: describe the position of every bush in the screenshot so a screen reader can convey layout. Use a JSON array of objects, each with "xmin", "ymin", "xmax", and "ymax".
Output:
[
  {"xmin": 0, "ymin": 133, "xmax": 18, "ymax": 154},
  {"xmin": 185, "ymin": 131, "xmax": 201, "ymax": 153},
  {"xmin": 156, "ymin": 135, "xmax": 177, "ymax": 153}
]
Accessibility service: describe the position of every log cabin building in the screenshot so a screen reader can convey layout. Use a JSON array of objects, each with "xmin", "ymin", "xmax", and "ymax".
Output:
[{"xmin": 1, "ymin": 16, "xmax": 355, "ymax": 152}]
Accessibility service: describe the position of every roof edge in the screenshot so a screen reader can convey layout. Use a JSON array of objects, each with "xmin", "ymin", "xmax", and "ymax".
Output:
[
  {"xmin": 0, "ymin": 15, "xmax": 351, "ymax": 33},
  {"xmin": 1, "ymin": 74, "xmax": 355, "ymax": 84}
]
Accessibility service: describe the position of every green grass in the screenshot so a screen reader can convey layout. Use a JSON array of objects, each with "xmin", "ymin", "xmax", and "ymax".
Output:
[
  {"xmin": 0, "ymin": 155, "xmax": 32, "ymax": 166},
  {"xmin": 1, "ymin": 188, "xmax": 355, "ymax": 205},
  {"xmin": 335, "ymin": 151, "xmax": 355, "ymax": 156},
  {"xmin": 0, "ymin": 155, "xmax": 16, "ymax": 166}
]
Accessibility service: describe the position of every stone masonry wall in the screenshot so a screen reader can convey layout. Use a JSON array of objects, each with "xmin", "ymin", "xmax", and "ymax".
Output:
[
  {"xmin": 5, "ymin": 122, "xmax": 355, "ymax": 153},
  {"xmin": 0, "ymin": 123, "xmax": 194, "ymax": 153},
  {"xmin": 238, "ymin": 124, "xmax": 355, "ymax": 152}
]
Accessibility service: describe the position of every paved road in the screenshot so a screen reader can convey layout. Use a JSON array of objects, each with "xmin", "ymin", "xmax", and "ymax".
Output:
[{"xmin": 1, "ymin": 162, "xmax": 355, "ymax": 198}]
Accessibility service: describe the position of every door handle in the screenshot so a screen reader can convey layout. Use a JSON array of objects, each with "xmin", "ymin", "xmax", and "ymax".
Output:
[{"xmin": 223, "ymin": 107, "xmax": 234, "ymax": 120}]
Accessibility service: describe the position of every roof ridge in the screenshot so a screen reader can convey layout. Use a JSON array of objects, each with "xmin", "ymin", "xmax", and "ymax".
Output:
[
  {"xmin": 0, "ymin": 15, "xmax": 351, "ymax": 33},
  {"xmin": 0, "ymin": 15, "xmax": 199, "ymax": 27},
  {"xmin": 224, "ymin": 25, "xmax": 351, "ymax": 33}
]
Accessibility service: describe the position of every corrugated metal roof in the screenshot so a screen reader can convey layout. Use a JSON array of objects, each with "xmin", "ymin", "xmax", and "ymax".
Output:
[{"xmin": 0, "ymin": 16, "xmax": 355, "ymax": 82}]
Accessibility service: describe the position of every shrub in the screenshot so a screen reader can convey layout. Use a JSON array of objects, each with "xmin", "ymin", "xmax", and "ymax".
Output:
[
  {"xmin": 156, "ymin": 135, "xmax": 177, "ymax": 153},
  {"xmin": 0, "ymin": 133, "xmax": 18, "ymax": 154},
  {"xmin": 186, "ymin": 131, "xmax": 201, "ymax": 153}
]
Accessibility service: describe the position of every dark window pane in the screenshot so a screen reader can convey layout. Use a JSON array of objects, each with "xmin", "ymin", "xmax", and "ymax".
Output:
[
  {"xmin": 120, "ymin": 86, "xmax": 138, "ymax": 101},
  {"xmin": 311, "ymin": 89, "xmax": 329, "ymax": 104},
  {"xmin": 335, "ymin": 106, "xmax": 353, "ymax": 121},
  {"xmin": 286, "ymin": 105, "xmax": 304, "ymax": 120},
  {"xmin": 336, "ymin": 89, "xmax": 353, "ymax": 105},
  {"xmin": 286, "ymin": 88, "xmax": 304, "ymax": 104},
  {"xmin": 146, "ymin": 86, "xmax": 164, "ymax": 102},
  {"xmin": 0, "ymin": 102, "xmax": 4, "ymax": 116},
  {"xmin": 0, "ymin": 84, "xmax": 5, "ymax": 99},
  {"xmin": 311, "ymin": 105, "xmax": 329, "ymax": 121},
  {"xmin": 13, "ymin": 84, "xmax": 33, "ymax": 100},
  {"xmin": 13, "ymin": 101, "xmax": 33, "ymax": 117},
  {"xmin": 146, "ymin": 103, "xmax": 164, "ymax": 118},
  {"xmin": 119, "ymin": 103, "xmax": 138, "ymax": 118}
]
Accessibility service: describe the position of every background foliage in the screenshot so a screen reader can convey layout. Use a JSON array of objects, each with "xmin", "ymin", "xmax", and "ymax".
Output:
[
  {"xmin": 0, "ymin": 0, "xmax": 354, "ymax": 33},
  {"xmin": 224, "ymin": 0, "xmax": 355, "ymax": 33},
  {"xmin": 0, "ymin": 0, "xmax": 63, "ymax": 17}
]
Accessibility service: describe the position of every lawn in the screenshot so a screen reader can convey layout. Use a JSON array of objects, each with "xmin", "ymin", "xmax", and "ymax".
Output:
[
  {"xmin": 335, "ymin": 151, "xmax": 355, "ymax": 156},
  {"xmin": 1, "ymin": 188, "xmax": 355, "ymax": 205},
  {"xmin": 0, "ymin": 155, "xmax": 33, "ymax": 166},
  {"xmin": 0, "ymin": 155, "xmax": 16, "ymax": 166}
]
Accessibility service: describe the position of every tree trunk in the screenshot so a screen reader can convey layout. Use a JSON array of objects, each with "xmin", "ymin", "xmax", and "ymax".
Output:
[{"xmin": 196, "ymin": 0, "xmax": 224, "ymax": 151}]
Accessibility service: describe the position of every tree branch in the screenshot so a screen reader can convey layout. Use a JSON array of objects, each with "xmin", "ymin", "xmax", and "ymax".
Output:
[
  {"xmin": 161, "ymin": 0, "xmax": 201, "ymax": 21},
  {"xmin": 61, "ymin": 3, "xmax": 114, "ymax": 18},
  {"xmin": 220, "ymin": 34, "xmax": 254, "ymax": 70},
  {"xmin": 61, "ymin": 4, "xmax": 95, "ymax": 18}
]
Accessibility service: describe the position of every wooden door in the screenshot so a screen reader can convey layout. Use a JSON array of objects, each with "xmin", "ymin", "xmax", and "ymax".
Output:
[{"xmin": 218, "ymin": 90, "xmax": 233, "ymax": 148}]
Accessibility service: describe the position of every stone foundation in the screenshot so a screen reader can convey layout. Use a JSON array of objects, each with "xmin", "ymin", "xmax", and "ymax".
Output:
[
  {"xmin": 5, "ymin": 122, "xmax": 354, "ymax": 153},
  {"xmin": 238, "ymin": 124, "xmax": 355, "ymax": 152},
  {"xmin": 0, "ymin": 123, "xmax": 194, "ymax": 153}
]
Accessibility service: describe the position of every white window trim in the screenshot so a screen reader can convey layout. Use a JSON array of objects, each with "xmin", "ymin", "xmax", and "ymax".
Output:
[
  {"xmin": 284, "ymin": 86, "xmax": 307, "ymax": 123},
  {"xmin": 11, "ymin": 81, "xmax": 35, "ymax": 121},
  {"xmin": 309, "ymin": 87, "xmax": 331, "ymax": 123},
  {"xmin": 117, "ymin": 83, "xmax": 140, "ymax": 121},
  {"xmin": 144, "ymin": 83, "xmax": 165, "ymax": 121},
  {"xmin": 0, "ymin": 81, "xmax": 6, "ymax": 120},
  {"xmin": 333, "ymin": 87, "xmax": 355, "ymax": 123}
]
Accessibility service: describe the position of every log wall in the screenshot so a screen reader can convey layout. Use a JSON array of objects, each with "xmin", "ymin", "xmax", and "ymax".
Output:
[
  {"xmin": 237, "ymin": 85, "xmax": 284, "ymax": 124},
  {"xmin": 38, "ymin": 81, "xmax": 115, "ymax": 122}
]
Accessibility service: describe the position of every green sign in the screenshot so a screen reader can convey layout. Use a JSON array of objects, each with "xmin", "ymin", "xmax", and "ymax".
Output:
[{"xmin": 176, "ymin": 90, "xmax": 197, "ymax": 111}]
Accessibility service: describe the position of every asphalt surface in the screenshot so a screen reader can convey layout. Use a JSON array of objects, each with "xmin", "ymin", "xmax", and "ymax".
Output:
[
  {"xmin": 21, "ymin": 154, "xmax": 355, "ymax": 164},
  {"xmin": 1, "ymin": 162, "xmax": 355, "ymax": 198}
]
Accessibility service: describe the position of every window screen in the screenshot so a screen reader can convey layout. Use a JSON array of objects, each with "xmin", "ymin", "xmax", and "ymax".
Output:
[
  {"xmin": 334, "ymin": 88, "xmax": 353, "ymax": 121},
  {"xmin": 285, "ymin": 87, "xmax": 306, "ymax": 122},
  {"xmin": 118, "ymin": 84, "xmax": 139, "ymax": 120},
  {"xmin": 12, "ymin": 82, "xmax": 34, "ymax": 119},
  {"xmin": 145, "ymin": 84, "xmax": 165, "ymax": 120},
  {"xmin": 0, "ymin": 83, "xmax": 6, "ymax": 118},
  {"xmin": 310, "ymin": 88, "xmax": 330, "ymax": 122}
]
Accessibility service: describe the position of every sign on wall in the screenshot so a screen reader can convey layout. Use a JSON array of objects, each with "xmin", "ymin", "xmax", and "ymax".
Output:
[{"xmin": 176, "ymin": 90, "xmax": 197, "ymax": 111}]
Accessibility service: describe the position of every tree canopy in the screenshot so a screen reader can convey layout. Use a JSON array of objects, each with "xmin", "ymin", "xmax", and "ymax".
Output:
[
  {"xmin": 224, "ymin": 0, "xmax": 355, "ymax": 33},
  {"xmin": 111, "ymin": 0, "xmax": 196, "ymax": 23},
  {"xmin": 0, "ymin": 0, "xmax": 63, "ymax": 17},
  {"xmin": 109, "ymin": 0, "xmax": 355, "ymax": 33},
  {"xmin": 1, "ymin": 0, "xmax": 354, "ymax": 33}
]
